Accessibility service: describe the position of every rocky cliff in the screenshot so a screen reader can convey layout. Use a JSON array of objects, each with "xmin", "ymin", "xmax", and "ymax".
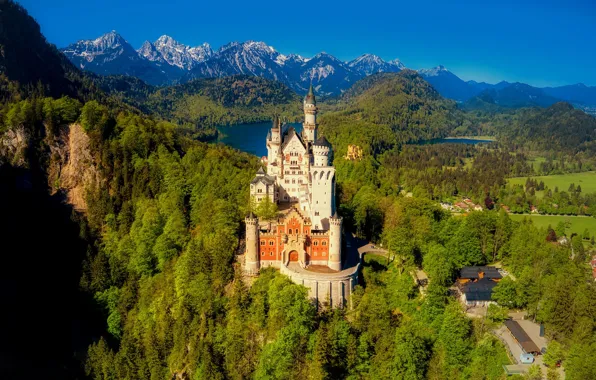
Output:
[{"xmin": 1, "ymin": 123, "xmax": 101, "ymax": 211}]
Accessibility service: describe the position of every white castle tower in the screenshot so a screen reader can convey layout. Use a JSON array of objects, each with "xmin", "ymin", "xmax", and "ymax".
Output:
[
  {"xmin": 310, "ymin": 136, "xmax": 336, "ymax": 230},
  {"xmin": 302, "ymin": 84, "xmax": 317, "ymax": 143}
]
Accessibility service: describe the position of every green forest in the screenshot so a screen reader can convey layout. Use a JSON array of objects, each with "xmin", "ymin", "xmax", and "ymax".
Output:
[{"xmin": 1, "ymin": 1, "xmax": 596, "ymax": 380}]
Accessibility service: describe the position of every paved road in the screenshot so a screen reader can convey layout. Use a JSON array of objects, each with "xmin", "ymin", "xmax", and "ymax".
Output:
[{"xmin": 357, "ymin": 242, "xmax": 389, "ymax": 257}]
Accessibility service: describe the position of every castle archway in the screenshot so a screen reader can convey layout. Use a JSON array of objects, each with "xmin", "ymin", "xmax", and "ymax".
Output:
[{"xmin": 289, "ymin": 250, "xmax": 299, "ymax": 262}]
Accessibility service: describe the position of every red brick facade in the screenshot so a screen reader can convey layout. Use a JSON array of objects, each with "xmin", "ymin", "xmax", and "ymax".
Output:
[{"xmin": 258, "ymin": 213, "xmax": 329, "ymax": 262}]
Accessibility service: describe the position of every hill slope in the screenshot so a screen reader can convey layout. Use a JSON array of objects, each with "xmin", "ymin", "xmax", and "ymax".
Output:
[
  {"xmin": 0, "ymin": 1, "xmax": 89, "ymax": 99},
  {"xmin": 320, "ymin": 70, "xmax": 464, "ymax": 156}
]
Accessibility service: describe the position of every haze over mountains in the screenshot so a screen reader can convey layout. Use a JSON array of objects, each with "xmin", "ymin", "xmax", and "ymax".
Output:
[{"xmin": 61, "ymin": 31, "xmax": 596, "ymax": 110}]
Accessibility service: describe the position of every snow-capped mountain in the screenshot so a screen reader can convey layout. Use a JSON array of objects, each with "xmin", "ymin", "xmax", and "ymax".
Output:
[
  {"xmin": 143, "ymin": 35, "xmax": 212, "ymax": 70},
  {"xmin": 188, "ymin": 41, "xmax": 287, "ymax": 80},
  {"xmin": 61, "ymin": 31, "xmax": 410, "ymax": 95},
  {"xmin": 61, "ymin": 31, "xmax": 175, "ymax": 85},
  {"xmin": 60, "ymin": 31, "xmax": 596, "ymax": 105},
  {"xmin": 62, "ymin": 30, "xmax": 139, "ymax": 67},
  {"xmin": 348, "ymin": 54, "xmax": 403, "ymax": 76}
]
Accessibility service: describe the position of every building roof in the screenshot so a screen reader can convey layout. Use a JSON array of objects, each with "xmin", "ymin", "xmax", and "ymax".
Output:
[
  {"xmin": 461, "ymin": 277, "xmax": 497, "ymax": 301},
  {"xmin": 460, "ymin": 266, "xmax": 502, "ymax": 280},
  {"xmin": 305, "ymin": 83, "xmax": 316, "ymax": 105},
  {"xmin": 280, "ymin": 127, "xmax": 306, "ymax": 151},
  {"xmin": 313, "ymin": 135, "xmax": 331, "ymax": 148},
  {"xmin": 504, "ymin": 319, "xmax": 541, "ymax": 354},
  {"xmin": 251, "ymin": 169, "xmax": 275, "ymax": 186}
]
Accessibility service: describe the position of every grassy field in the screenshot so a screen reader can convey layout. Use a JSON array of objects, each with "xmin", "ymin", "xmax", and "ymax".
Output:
[
  {"xmin": 509, "ymin": 214, "xmax": 596, "ymax": 237},
  {"xmin": 508, "ymin": 171, "xmax": 596, "ymax": 196}
]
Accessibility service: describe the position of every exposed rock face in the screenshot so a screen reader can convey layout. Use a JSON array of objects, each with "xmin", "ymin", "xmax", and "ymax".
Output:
[
  {"xmin": 47, "ymin": 124, "xmax": 101, "ymax": 211},
  {"xmin": 1, "ymin": 122, "xmax": 101, "ymax": 211},
  {"xmin": 0, "ymin": 126, "xmax": 29, "ymax": 167}
]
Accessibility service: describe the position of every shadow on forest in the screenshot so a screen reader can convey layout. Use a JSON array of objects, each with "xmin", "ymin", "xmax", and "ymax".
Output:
[
  {"xmin": 358, "ymin": 254, "xmax": 389, "ymax": 288},
  {"xmin": 0, "ymin": 164, "xmax": 103, "ymax": 379}
]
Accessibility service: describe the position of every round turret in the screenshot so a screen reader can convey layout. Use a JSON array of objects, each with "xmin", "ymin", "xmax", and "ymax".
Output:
[
  {"xmin": 313, "ymin": 136, "xmax": 332, "ymax": 166},
  {"xmin": 328, "ymin": 214, "xmax": 342, "ymax": 271},
  {"xmin": 244, "ymin": 213, "xmax": 259, "ymax": 273}
]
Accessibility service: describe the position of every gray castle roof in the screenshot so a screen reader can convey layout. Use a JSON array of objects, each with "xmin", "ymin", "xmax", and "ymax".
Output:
[
  {"xmin": 305, "ymin": 83, "xmax": 316, "ymax": 105},
  {"xmin": 281, "ymin": 127, "xmax": 306, "ymax": 151},
  {"xmin": 251, "ymin": 168, "xmax": 275, "ymax": 185},
  {"xmin": 313, "ymin": 135, "xmax": 331, "ymax": 148}
]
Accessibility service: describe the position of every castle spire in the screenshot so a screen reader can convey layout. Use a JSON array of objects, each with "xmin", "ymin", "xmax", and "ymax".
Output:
[{"xmin": 305, "ymin": 82, "xmax": 316, "ymax": 105}]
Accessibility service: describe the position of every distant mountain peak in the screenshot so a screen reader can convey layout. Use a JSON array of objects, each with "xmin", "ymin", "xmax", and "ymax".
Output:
[
  {"xmin": 348, "ymin": 53, "xmax": 384, "ymax": 65},
  {"xmin": 148, "ymin": 34, "xmax": 212, "ymax": 70},
  {"xmin": 418, "ymin": 65, "xmax": 451, "ymax": 77},
  {"xmin": 388, "ymin": 58, "xmax": 405, "ymax": 69}
]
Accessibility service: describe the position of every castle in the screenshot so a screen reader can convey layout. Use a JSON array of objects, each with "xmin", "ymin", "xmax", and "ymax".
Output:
[{"xmin": 244, "ymin": 85, "xmax": 344, "ymax": 273}]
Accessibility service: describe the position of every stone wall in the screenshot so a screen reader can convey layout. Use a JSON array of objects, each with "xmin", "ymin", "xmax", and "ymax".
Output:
[{"xmin": 280, "ymin": 264, "xmax": 359, "ymax": 309}]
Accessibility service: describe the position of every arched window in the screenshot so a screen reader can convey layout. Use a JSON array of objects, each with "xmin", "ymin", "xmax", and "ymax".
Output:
[
  {"xmin": 260, "ymin": 241, "xmax": 265, "ymax": 246},
  {"xmin": 322, "ymin": 241, "xmax": 327, "ymax": 246},
  {"xmin": 269, "ymin": 240, "xmax": 274, "ymax": 246},
  {"xmin": 288, "ymin": 228, "xmax": 292, "ymax": 234},
  {"xmin": 313, "ymin": 241, "xmax": 319, "ymax": 246}
]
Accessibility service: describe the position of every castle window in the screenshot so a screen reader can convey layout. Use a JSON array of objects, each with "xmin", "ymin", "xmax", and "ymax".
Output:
[
  {"xmin": 323, "ymin": 251, "xmax": 327, "ymax": 256},
  {"xmin": 322, "ymin": 241, "xmax": 327, "ymax": 246},
  {"xmin": 270, "ymin": 252, "xmax": 273, "ymax": 256},
  {"xmin": 258, "ymin": 189, "xmax": 262, "ymax": 193},
  {"xmin": 288, "ymin": 228, "xmax": 292, "ymax": 234},
  {"xmin": 269, "ymin": 240, "xmax": 274, "ymax": 246},
  {"xmin": 313, "ymin": 241, "xmax": 318, "ymax": 246},
  {"xmin": 260, "ymin": 241, "xmax": 265, "ymax": 246},
  {"xmin": 261, "ymin": 252, "xmax": 265, "ymax": 256}
]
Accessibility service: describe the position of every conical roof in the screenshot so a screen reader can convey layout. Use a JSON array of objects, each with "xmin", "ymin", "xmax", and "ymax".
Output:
[
  {"xmin": 313, "ymin": 135, "xmax": 331, "ymax": 148},
  {"xmin": 304, "ymin": 83, "xmax": 316, "ymax": 105}
]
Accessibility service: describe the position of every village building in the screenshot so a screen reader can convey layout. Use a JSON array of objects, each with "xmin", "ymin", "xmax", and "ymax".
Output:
[
  {"xmin": 243, "ymin": 85, "xmax": 358, "ymax": 308},
  {"xmin": 455, "ymin": 266, "xmax": 502, "ymax": 307},
  {"xmin": 504, "ymin": 319, "xmax": 541, "ymax": 355}
]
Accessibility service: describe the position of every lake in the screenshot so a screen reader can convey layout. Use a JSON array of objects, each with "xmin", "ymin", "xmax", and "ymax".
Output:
[
  {"xmin": 217, "ymin": 121, "xmax": 302, "ymax": 157},
  {"xmin": 217, "ymin": 122, "xmax": 494, "ymax": 156},
  {"xmin": 417, "ymin": 137, "xmax": 496, "ymax": 145}
]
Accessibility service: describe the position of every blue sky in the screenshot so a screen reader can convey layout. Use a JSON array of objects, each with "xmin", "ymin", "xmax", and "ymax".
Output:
[{"xmin": 18, "ymin": 0, "xmax": 596, "ymax": 87}]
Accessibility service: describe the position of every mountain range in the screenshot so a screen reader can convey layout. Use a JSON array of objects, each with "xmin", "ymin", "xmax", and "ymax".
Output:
[
  {"xmin": 61, "ymin": 31, "xmax": 596, "ymax": 111},
  {"xmin": 61, "ymin": 31, "xmax": 404, "ymax": 96}
]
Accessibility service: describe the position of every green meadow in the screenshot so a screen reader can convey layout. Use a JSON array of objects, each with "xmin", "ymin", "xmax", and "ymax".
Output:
[
  {"xmin": 509, "ymin": 213, "xmax": 596, "ymax": 237},
  {"xmin": 508, "ymin": 171, "xmax": 596, "ymax": 195}
]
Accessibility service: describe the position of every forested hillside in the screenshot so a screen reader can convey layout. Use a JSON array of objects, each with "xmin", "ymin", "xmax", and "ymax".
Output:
[
  {"xmin": 91, "ymin": 74, "xmax": 302, "ymax": 140},
  {"xmin": 1, "ymin": 1, "xmax": 596, "ymax": 379},
  {"xmin": 319, "ymin": 71, "xmax": 466, "ymax": 156}
]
